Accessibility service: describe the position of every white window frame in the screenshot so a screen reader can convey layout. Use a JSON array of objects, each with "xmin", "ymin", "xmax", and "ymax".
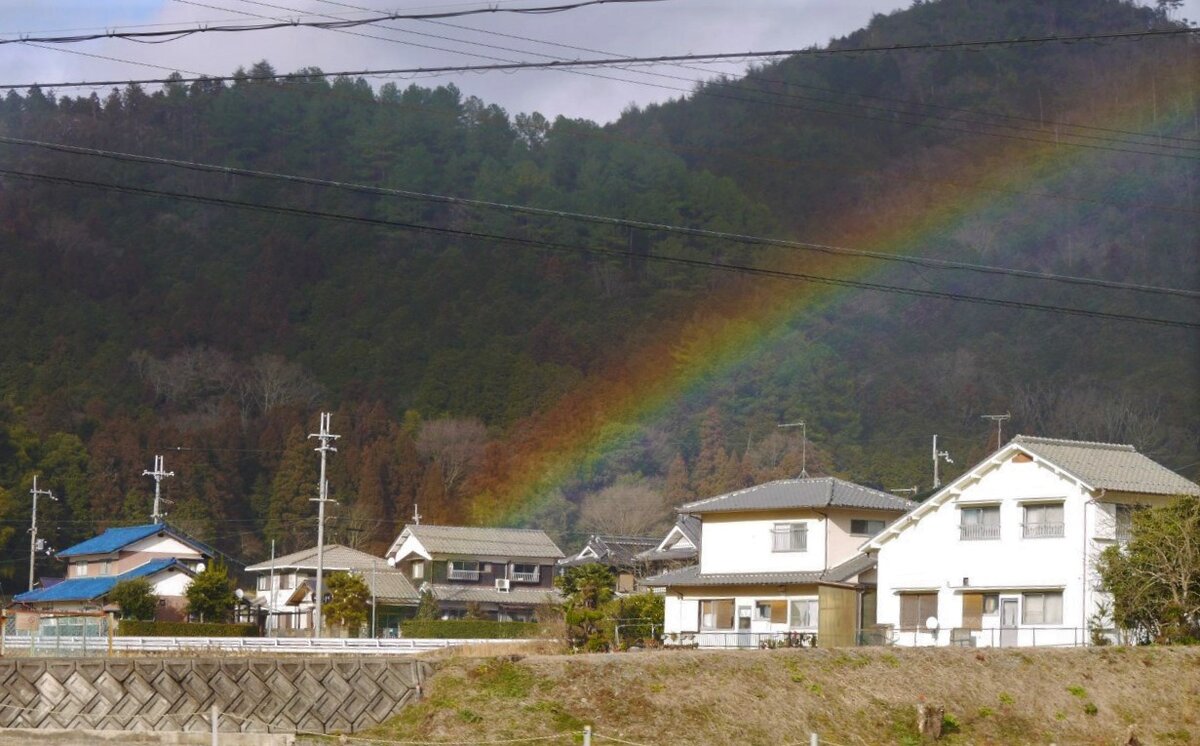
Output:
[
  {"xmin": 448, "ymin": 560, "xmax": 481, "ymax": 581},
  {"xmin": 850, "ymin": 519, "xmax": 886, "ymax": 537},
  {"xmin": 771, "ymin": 522, "xmax": 808, "ymax": 553},
  {"xmin": 256, "ymin": 574, "xmax": 270, "ymax": 591},
  {"xmin": 959, "ymin": 505, "xmax": 1001, "ymax": 540},
  {"xmin": 982, "ymin": 594, "xmax": 1000, "ymax": 615},
  {"xmin": 1021, "ymin": 592, "xmax": 1063, "ymax": 625},
  {"xmin": 1022, "ymin": 503, "xmax": 1065, "ymax": 539},
  {"xmin": 511, "ymin": 563, "xmax": 540, "ymax": 583},
  {"xmin": 788, "ymin": 599, "xmax": 818, "ymax": 629},
  {"xmin": 411, "ymin": 560, "xmax": 425, "ymax": 580},
  {"xmin": 700, "ymin": 598, "xmax": 735, "ymax": 631},
  {"xmin": 74, "ymin": 561, "xmax": 88, "ymax": 577}
]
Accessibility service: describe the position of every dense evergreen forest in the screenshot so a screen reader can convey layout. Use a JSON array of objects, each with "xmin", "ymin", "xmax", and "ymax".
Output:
[{"xmin": 0, "ymin": 0, "xmax": 1196, "ymax": 584}]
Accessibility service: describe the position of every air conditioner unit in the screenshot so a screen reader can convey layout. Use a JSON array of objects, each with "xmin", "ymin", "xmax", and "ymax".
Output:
[{"xmin": 495, "ymin": 578, "xmax": 511, "ymax": 592}]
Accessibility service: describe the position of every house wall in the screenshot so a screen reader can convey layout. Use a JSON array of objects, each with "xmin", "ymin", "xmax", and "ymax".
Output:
[
  {"xmin": 825, "ymin": 509, "xmax": 902, "ymax": 564},
  {"xmin": 873, "ymin": 453, "xmax": 1169, "ymax": 647},
  {"xmin": 662, "ymin": 583, "xmax": 823, "ymax": 647},
  {"xmin": 699, "ymin": 510, "xmax": 828, "ymax": 574},
  {"xmin": 427, "ymin": 558, "xmax": 557, "ymax": 590}
]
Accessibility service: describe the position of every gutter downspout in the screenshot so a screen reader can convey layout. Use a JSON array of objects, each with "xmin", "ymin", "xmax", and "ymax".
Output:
[{"xmin": 1083, "ymin": 488, "xmax": 1105, "ymax": 644}]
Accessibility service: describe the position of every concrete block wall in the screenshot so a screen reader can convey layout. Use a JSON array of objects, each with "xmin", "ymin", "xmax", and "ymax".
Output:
[{"xmin": 0, "ymin": 657, "xmax": 430, "ymax": 735}]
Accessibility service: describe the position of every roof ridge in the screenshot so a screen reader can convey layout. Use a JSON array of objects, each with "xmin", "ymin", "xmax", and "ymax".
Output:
[{"xmin": 1012, "ymin": 434, "xmax": 1136, "ymax": 452}]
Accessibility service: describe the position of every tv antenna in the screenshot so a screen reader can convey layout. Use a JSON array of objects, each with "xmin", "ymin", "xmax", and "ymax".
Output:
[
  {"xmin": 932, "ymin": 435, "xmax": 954, "ymax": 489},
  {"xmin": 778, "ymin": 420, "xmax": 809, "ymax": 478},
  {"xmin": 143, "ymin": 455, "xmax": 174, "ymax": 523},
  {"xmin": 980, "ymin": 413, "xmax": 1011, "ymax": 451}
]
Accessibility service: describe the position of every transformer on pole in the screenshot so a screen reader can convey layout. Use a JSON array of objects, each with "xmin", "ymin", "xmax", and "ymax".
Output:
[
  {"xmin": 28, "ymin": 475, "xmax": 56, "ymax": 592},
  {"xmin": 309, "ymin": 412, "xmax": 339, "ymax": 638}
]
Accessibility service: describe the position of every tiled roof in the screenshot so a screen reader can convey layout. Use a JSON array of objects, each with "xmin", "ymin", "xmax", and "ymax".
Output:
[
  {"xmin": 678, "ymin": 477, "xmax": 915, "ymax": 515},
  {"xmin": 561, "ymin": 534, "xmax": 660, "ymax": 567},
  {"xmin": 364, "ymin": 570, "xmax": 419, "ymax": 604},
  {"xmin": 633, "ymin": 546, "xmax": 697, "ymax": 563},
  {"xmin": 246, "ymin": 544, "xmax": 389, "ymax": 572},
  {"xmin": 429, "ymin": 584, "xmax": 561, "ymax": 606},
  {"xmin": 57, "ymin": 523, "xmax": 216, "ymax": 559},
  {"xmin": 1012, "ymin": 435, "xmax": 1200, "ymax": 496},
  {"xmin": 397, "ymin": 525, "xmax": 564, "ymax": 559},
  {"xmin": 824, "ymin": 553, "xmax": 876, "ymax": 583},
  {"xmin": 633, "ymin": 515, "xmax": 701, "ymax": 563},
  {"xmin": 642, "ymin": 554, "xmax": 876, "ymax": 589},
  {"xmin": 14, "ymin": 559, "xmax": 190, "ymax": 603}
]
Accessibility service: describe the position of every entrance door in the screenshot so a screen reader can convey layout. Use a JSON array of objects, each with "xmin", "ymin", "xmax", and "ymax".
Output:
[{"xmin": 999, "ymin": 598, "xmax": 1019, "ymax": 647}]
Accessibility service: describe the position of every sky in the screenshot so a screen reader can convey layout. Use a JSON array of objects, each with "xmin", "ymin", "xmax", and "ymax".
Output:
[{"xmin": 0, "ymin": 0, "xmax": 1196, "ymax": 123}]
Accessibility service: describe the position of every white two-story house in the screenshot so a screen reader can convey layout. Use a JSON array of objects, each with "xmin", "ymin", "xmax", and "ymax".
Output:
[
  {"xmin": 644, "ymin": 477, "xmax": 914, "ymax": 648},
  {"xmin": 864, "ymin": 435, "xmax": 1200, "ymax": 647}
]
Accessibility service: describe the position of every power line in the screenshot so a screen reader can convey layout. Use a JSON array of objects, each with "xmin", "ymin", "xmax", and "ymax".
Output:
[
  {"xmin": 4, "ymin": 134, "xmax": 1196, "ymax": 299},
  {"xmin": 6, "ymin": 28, "xmax": 1197, "ymax": 86},
  {"xmin": 1, "ymin": 165, "xmax": 1195, "ymax": 329},
  {"xmin": 0, "ymin": 0, "xmax": 666, "ymax": 45}
]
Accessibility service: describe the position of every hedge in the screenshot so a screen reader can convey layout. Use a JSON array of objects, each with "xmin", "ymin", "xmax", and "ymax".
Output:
[
  {"xmin": 117, "ymin": 620, "xmax": 259, "ymax": 637},
  {"xmin": 399, "ymin": 620, "xmax": 540, "ymax": 639}
]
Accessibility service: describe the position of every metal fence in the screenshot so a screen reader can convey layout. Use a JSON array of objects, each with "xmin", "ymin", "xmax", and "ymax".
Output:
[
  {"xmin": 0, "ymin": 633, "xmax": 542, "ymax": 656},
  {"xmin": 863, "ymin": 625, "xmax": 1098, "ymax": 648},
  {"xmin": 1, "ymin": 611, "xmax": 112, "ymax": 656},
  {"xmin": 663, "ymin": 630, "xmax": 819, "ymax": 649}
]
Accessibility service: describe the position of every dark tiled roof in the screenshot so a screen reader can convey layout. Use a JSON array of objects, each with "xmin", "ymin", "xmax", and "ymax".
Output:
[
  {"xmin": 393, "ymin": 525, "xmax": 564, "ymax": 559},
  {"xmin": 643, "ymin": 553, "xmax": 877, "ymax": 588},
  {"xmin": 561, "ymin": 534, "xmax": 660, "ymax": 567},
  {"xmin": 1012, "ymin": 435, "xmax": 1200, "ymax": 496},
  {"xmin": 824, "ymin": 553, "xmax": 876, "ymax": 583},
  {"xmin": 678, "ymin": 477, "xmax": 915, "ymax": 515},
  {"xmin": 14, "ymin": 559, "xmax": 191, "ymax": 603},
  {"xmin": 246, "ymin": 544, "xmax": 387, "ymax": 572},
  {"xmin": 429, "ymin": 584, "xmax": 561, "ymax": 605}
]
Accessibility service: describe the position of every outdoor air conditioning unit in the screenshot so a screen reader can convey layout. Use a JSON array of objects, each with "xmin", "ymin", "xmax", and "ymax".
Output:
[{"xmin": 495, "ymin": 578, "xmax": 511, "ymax": 593}]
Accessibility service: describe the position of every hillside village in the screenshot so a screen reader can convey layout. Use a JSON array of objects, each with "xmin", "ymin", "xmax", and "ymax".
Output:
[{"xmin": 9, "ymin": 425, "xmax": 1198, "ymax": 652}]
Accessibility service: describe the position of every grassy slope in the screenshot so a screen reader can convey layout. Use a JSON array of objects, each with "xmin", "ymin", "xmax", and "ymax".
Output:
[{"xmin": 363, "ymin": 647, "xmax": 1200, "ymax": 745}]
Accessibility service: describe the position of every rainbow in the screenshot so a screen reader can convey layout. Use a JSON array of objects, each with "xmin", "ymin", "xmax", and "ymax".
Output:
[{"xmin": 466, "ymin": 65, "xmax": 1196, "ymax": 527}]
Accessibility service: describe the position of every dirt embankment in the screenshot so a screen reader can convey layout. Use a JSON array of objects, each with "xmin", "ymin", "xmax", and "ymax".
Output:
[{"xmin": 363, "ymin": 646, "xmax": 1200, "ymax": 745}]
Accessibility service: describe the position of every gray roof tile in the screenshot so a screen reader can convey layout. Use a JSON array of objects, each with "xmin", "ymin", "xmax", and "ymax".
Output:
[
  {"xmin": 1012, "ymin": 436, "xmax": 1200, "ymax": 496},
  {"xmin": 430, "ymin": 584, "xmax": 561, "ymax": 605},
  {"xmin": 398, "ymin": 525, "xmax": 565, "ymax": 559},
  {"xmin": 246, "ymin": 544, "xmax": 388, "ymax": 573},
  {"xmin": 678, "ymin": 477, "xmax": 915, "ymax": 515},
  {"xmin": 643, "ymin": 553, "xmax": 876, "ymax": 588}
]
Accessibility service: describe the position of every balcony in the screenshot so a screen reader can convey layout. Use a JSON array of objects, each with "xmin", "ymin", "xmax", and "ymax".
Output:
[
  {"xmin": 959, "ymin": 524, "xmax": 1001, "ymax": 541},
  {"xmin": 1022, "ymin": 522, "xmax": 1065, "ymax": 539},
  {"xmin": 447, "ymin": 566, "xmax": 480, "ymax": 581},
  {"xmin": 512, "ymin": 568, "xmax": 540, "ymax": 583}
]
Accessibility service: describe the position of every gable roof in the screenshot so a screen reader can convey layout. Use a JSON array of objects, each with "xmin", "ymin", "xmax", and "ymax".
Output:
[
  {"xmin": 642, "ymin": 552, "xmax": 876, "ymax": 589},
  {"xmin": 864, "ymin": 435, "xmax": 1200, "ymax": 552},
  {"xmin": 677, "ymin": 477, "xmax": 915, "ymax": 515},
  {"xmin": 1011, "ymin": 436, "xmax": 1200, "ymax": 496},
  {"xmin": 13, "ymin": 558, "xmax": 192, "ymax": 603},
  {"xmin": 634, "ymin": 514, "xmax": 701, "ymax": 563},
  {"xmin": 57, "ymin": 523, "xmax": 215, "ymax": 559},
  {"xmin": 245, "ymin": 544, "xmax": 388, "ymax": 573},
  {"xmin": 389, "ymin": 524, "xmax": 564, "ymax": 560},
  {"xmin": 560, "ymin": 534, "xmax": 661, "ymax": 567}
]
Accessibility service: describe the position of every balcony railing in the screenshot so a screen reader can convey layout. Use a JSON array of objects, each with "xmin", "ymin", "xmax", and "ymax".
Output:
[
  {"xmin": 511, "ymin": 568, "xmax": 540, "ymax": 583},
  {"xmin": 447, "ymin": 567, "xmax": 480, "ymax": 581},
  {"xmin": 959, "ymin": 524, "xmax": 1001, "ymax": 540},
  {"xmin": 1022, "ymin": 522, "xmax": 1065, "ymax": 539}
]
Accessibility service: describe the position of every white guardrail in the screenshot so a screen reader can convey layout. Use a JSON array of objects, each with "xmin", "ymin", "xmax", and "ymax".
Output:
[{"xmin": 0, "ymin": 636, "xmax": 541, "ymax": 655}]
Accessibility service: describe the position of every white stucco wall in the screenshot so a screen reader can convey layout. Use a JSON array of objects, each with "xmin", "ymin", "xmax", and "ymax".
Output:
[
  {"xmin": 699, "ymin": 511, "xmax": 828, "ymax": 574},
  {"xmin": 873, "ymin": 453, "xmax": 1162, "ymax": 647},
  {"xmin": 149, "ymin": 569, "xmax": 193, "ymax": 597}
]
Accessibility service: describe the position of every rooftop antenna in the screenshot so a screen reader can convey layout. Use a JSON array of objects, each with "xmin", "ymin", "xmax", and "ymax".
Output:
[
  {"xmin": 980, "ymin": 413, "xmax": 1011, "ymax": 451},
  {"xmin": 890, "ymin": 486, "xmax": 919, "ymax": 496},
  {"xmin": 143, "ymin": 455, "xmax": 174, "ymax": 523},
  {"xmin": 28, "ymin": 475, "xmax": 57, "ymax": 592},
  {"xmin": 932, "ymin": 435, "xmax": 954, "ymax": 489},
  {"xmin": 412, "ymin": 502, "xmax": 422, "ymax": 526},
  {"xmin": 778, "ymin": 420, "xmax": 809, "ymax": 478},
  {"xmin": 308, "ymin": 411, "xmax": 339, "ymax": 639}
]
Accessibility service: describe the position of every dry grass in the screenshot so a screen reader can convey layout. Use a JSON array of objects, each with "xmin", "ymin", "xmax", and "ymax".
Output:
[{"xmin": 358, "ymin": 646, "xmax": 1200, "ymax": 745}]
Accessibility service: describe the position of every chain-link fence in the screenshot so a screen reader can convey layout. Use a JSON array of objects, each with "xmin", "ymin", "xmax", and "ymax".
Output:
[{"xmin": 1, "ymin": 610, "xmax": 112, "ymax": 657}]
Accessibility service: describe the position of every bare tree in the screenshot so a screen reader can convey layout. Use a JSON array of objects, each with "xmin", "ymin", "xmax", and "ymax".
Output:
[
  {"xmin": 1012, "ymin": 383, "xmax": 1166, "ymax": 454},
  {"xmin": 578, "ymin": 479, "xmax": 672, "ymax": 537},
  {"xmin": 130, "ymin": 347, "xmax": 239, "ymax": 408},
  {"xmin": 416, "ymin": 418, "xmax": 488, "ymax": 494},
  {"xmin": 242, "ymin": 355, "xmax": 322, "ymax": 414}
]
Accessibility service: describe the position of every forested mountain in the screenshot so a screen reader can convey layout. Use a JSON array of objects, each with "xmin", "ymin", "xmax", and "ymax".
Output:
[{"xmin": 0, "ymin": 0, "xmax": 1196, "ymax": 584}]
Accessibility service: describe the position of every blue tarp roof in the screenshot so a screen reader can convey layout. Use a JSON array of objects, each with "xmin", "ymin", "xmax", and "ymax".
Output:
[
  {"xmin": 56, "ymin": 524, "xmax": 166, "ymax": 557},
  {"xmin": 13, "ymin": 558, "xmax": 188, "ymax": 603}
]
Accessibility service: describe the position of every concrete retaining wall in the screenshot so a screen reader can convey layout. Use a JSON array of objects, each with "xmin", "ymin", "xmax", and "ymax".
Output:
[{"xmin": 0, "ymin": 657, "xmax": 430, "ymax": 734}]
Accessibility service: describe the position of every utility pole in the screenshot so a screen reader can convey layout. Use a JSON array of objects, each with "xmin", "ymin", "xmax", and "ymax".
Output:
[
  {"xmin": 371, "ymin": 560, "xmax": 378, "ymax": 638},
  {"xmin": 28, "ymin": 475, "xmax": 56, "ymax": 592},
  {"xmin": 143, "ymin": 455, "xmax": 175, "ymax": 523},
  {"xmin": 308, "ymin": 412, "xmax": 339, "ymax": 639},
  {"xmin": 268, "ymin": 539, "xmax": 276, "ymax": 638},
  {"xmin": 778, "ymin": 421, "xmax": 809, "ymax": 478},
  {"xmin": 411, "ymin": 503, "xmax": 422, "ymax": 526},
  {"xmin": 980, "ymin": 413, "xmax": 1011, "ymax": 451},
  {"xmin": 932, "ymin": 435, "xmax": 954, "ymax": 490}
]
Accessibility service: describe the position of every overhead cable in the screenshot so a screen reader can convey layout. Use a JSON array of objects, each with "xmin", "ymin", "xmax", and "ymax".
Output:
[
  {"xmin": 2, "ymin": 135, "xmax": 1196, "ymax": 299},
  {"xmin": 1, "ymin": 166, "xmax": 1195, "ymax": 329}
]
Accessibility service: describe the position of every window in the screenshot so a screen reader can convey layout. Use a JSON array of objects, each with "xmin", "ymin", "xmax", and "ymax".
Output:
[
  {"xmin": 982, "ymin": 594, "xmax": 1000, "ymax": 615},
  {"xmin": 700, "ymin": 599, "xmax": 735, "ymax": 630},
  {"xmin": 512, "ymin": 564, "xmax": 540, "ymax": 583},
  {"xmin": 789, "ymin": 599, "xmax": 818, "ymax": 629},
  {"xmin": 1023, "ymin": 503, "xmax": 1065, "ymax": 538},
  {"xmin": 755, "ymin": 600, "xmax": 787, "ymax": 623},
  {"xmin": 256, "ymin": 575, "xmax": 270, "ymax": 591},
  {"xmin": 74, "ymin": 561, "xmax": 88, "ymax": 577},
  {"xmin": 899, "ymin": 593, "xmax": 939, "ymax": 630},
  {"xmin": 99, "ymin": 560, "xmax": 112, "ymax": 576},
  {"xmin": 737, "ymin": 606, "xmax": 753, "ymax": 631},
  {"xmin": 850, "ymin": 519, "xmax": 886, "ymax": 537},
  {"xmin": 1022, "ymin": 592, "xmax": 1063, "ymax": 625},
  {"xmin": 280, "ymin": 573, "xmax": 295, "ymax": 590},
  {"xmin": 959, "ymin": 506, "xmax": 1001, "ymax": 540},
  {"xmin": 1115, "ymin": 504, "xmax": 1137, "ymax": 542},
  {"xmin": 411, "ymin": 561, "xmax": 425, "ymax": 580},
  {"xmin": 448, "ymin": 560, "xmax": 481, "ymax": 581},
  {"xmin": 771, "ymin": 522, "xmax": 808, "ymax": 552}
]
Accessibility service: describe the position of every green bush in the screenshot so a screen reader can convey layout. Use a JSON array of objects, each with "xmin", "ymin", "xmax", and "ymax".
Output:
[
  {"xmin": 399, "ymin": 619, "xmax": 539, "ymax": 639},
  {"xmin": 117, "ymin": 620, "xmax": 259, "ymax": 637}
]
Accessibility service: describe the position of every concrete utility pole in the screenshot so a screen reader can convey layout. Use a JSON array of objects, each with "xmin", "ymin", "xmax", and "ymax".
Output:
[
  {"xmin": 28, "ymin": 475, "xmax": 56, "ymax": 592},
  {"xmin": 268, "ymin": 539, "xmax": 276, "ymax": 637},
  {"xmin": 980, "ymin": 413, "xmax": 1011, "ymax": 451},
  {"xmin": 411, "ymin": 503, "xmax": 422, "ymax": 526},
  {"xmin": 932, "ymin": 435, "xmax": 954, "ymax": 490},
  {"xmin": 308, "ymin": 412, "xmax": 339, "ymax": 639},
  {"xmin": 778, "ymin": 420, "xmax": 809, "ymax": 478},
  {"xmin": 143, "ymin": 455, "xmax": 175, "ymax": 523}
]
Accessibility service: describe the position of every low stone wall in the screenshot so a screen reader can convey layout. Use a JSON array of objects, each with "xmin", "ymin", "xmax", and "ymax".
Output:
[{"xmin": 0, "ymin": 657, "xmax": 430, "ymax": 734}]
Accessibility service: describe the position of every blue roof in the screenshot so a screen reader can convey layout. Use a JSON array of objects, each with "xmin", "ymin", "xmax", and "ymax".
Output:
[
  {"xmin": 57, "ymin": 524, "xmax": 167, "ymax": 557},
  {"xmin": 13, "ymin": 558, "xmax": 188, "ymax": 603}
]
